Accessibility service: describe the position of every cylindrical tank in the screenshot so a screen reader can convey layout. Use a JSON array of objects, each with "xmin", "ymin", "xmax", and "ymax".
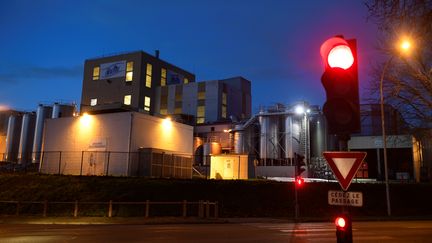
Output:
[
  {"xmin": 32, "ymin": 105, "xmax": 52, "ymax": 163},
  {"xmin": 5, "ymin": 115, "xmax": 23, "ymax": 162},
  {"xmin": 52, "ymin": 103, "xmax": 75, "ymax": 118},
  {"xmin": 259, "ymin": 115, "xmax": 280, "ymax": 160},
  {"xmin": 18, "ymin": 113, "xmax": 36, "ymax": 164},
  {"xmin": 203, "ymin": 142, "xmax": 221, "ymax": 165},
  {"xmin": 233, "ymin": 124, "xmax": 244, "ymax": 154},
  {"xmin": 284, "ymin": 115, "xmax": 293, "ymax": 159},
  {"xmin": 310, "ymin": 114, "xmax": 326, "ymax": 158}
]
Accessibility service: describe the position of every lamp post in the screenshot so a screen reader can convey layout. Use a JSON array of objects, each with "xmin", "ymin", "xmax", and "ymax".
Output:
[{"xmin": 380, "ymin": 38, "xmax": 412, "ymax": 217}]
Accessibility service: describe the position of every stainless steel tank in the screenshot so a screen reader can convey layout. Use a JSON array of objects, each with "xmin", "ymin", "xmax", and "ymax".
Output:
[
  {"xmin": 233, "ymin": 124, "xmax": 244, "ymax": 154},
  {"xmin": 310, "ymin": 114, "xmax": 326, "ymax": 158},
  {"xmin": 32, "ymin": 105, "xmax": 52, "ymax": 163},
  {"xmin": 284, "ymin": 115, "xmax": 294, "ymax": 159},
  {"xmin": 259, "ymin": 115, "xmax": 280, "ymax": 160},
  {"xmin": 18, "ymin": 113, "xmax": 36, "ymax": 164},
  {"xmin": 203, "ymin": 142, "xmax": 221, "ymax": 165},
  {"xmin": 52, "ymin": 103, "xmax": 76, "ymax": 118},
  {"xmin": 5, "ymin": 115, "xmax": 23, "ymax": 162}
]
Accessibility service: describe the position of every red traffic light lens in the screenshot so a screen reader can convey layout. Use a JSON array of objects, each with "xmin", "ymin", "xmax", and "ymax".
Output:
[
  {"xmin": 295, "ymin": 177, "xmax": 304, "ymax": 186},
  {"xmin": 335, "ymin": 217, "xmax": 346, "ymax": 228},
  {"xmin": 327, "ymin": 45, "xmax": 354, "ymax": 70}
]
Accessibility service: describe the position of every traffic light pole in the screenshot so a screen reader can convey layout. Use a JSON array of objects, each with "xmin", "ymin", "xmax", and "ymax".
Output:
[{"xmin": 294, "ymin": 154, "xmax": 299, "ymax": 220}]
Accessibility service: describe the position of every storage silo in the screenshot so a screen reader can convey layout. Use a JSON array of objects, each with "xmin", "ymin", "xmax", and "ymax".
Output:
[
  {"xmin": 5, "ymin": 115, "xmax": 23, "ymax": 162},
  {"xmin": 52, "ymin": 103, "xmax": 76, "ymax": 118},
  {"xmin": 32, "ymin": 105, "xmax": 52, "ymax": 163},
  {"xmin": 18, "ymin": 113, "xmax": 36, "ymax": 164},
  {"xmin": 284, "ymin": 115, "xmax": 294, "ymax": 159},
  {"xmin": 203, "ymin": 142, "xmax": 221, "ymax": 165},
  {"xmin": 259, "ymin": 114, "xmax": 281, "ymax": 163},
  {"xmin": 233, "ymin": 124, "xmax": 245, "ymax": 154}
]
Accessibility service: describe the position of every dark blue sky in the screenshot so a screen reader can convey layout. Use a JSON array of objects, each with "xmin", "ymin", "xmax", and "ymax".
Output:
[{"xmin": 0, "ymin": 0, "xmax": 379, "ymax": 113}]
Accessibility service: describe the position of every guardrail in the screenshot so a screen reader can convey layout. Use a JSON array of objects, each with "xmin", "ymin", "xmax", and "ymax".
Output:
[{"xmin": 0, "ymin": 200, "xmax": 218, "ymax": 218}]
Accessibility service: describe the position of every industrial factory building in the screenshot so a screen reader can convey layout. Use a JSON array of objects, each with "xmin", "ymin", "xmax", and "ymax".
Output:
[
  {"xmin": 80, "ymin": 50, "xmax": 195, "ymax": 115},
  {"xmin": 155, "ymin": 76, "xmax": 252, "ymax": 124}
]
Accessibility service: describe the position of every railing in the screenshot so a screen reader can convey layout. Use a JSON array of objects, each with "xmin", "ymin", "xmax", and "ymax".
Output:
[{"xmin": 0, "ymin": 200, "xmax": 218, "ymax": 218}]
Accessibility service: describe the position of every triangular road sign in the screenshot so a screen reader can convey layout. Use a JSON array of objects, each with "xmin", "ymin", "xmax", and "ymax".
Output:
[{"xmin": 323, "ymin": 151, "xmax": 367, "ymax": 191}]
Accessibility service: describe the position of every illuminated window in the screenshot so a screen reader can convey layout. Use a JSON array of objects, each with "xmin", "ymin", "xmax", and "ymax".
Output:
[
  {"xmin": 146, "ymin": 64, "xmax": 152, "ymax": 88},
  {"xmin": 160, "ymin": 108, "xmax": 167, "ymax": 115},
  {"xmin": 161, "ymin": 68, "xmax": 167, "ymax": 86},
  {"xmin": 90, "ymin": 98, "xmax": 97, "ymax": 106},
  {"xmin": 222, "ymin": 105, "xmax": 227, "ymax": 118},
  {"xmin": 197, "ymin": 105, "xmax": 205, "ymax": 124},
  {"xmin": 92, "ymin": 67, "xmax": 100, "ymax": 80},
  {"xmin": 144, "ymin": 96, "xmax": 151, "ymax": 111},
  {"xmin": 126, "ymin": 61, "xmax": 133, "ymax": 82},
  {"xmin": 124, "ymin": 95, "xmax": 131, "ymax": 105},
  {"xmin": 175, "ymin": 107, "xmax": 182, "ymax": 114},
  {"xmin": 222, "ymin": 92, "xmax": 227, "ymax": 105},
  {"xmin": 184, "ymin": 78, "xmax": 189, "ymax": 84},
  {"xmin": 222, "ymin": 92, "xmax": 227, "ymax": 118},
  {"xmin": 198, "ymin": 91, "xmax": 205, "ymax": 100}
]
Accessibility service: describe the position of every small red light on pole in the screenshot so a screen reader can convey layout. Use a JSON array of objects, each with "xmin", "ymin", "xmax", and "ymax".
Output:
[
  {"xmin": 335, "ymin": 217, "xmax": 346, "ymax": 228},
  {"xmin": 295, "ymin": 176, "xmax": 304, "ymax": 187}
]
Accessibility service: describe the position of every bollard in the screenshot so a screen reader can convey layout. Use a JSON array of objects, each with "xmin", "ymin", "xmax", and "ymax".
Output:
[
  {"xmin": 205, "ymin": 200, "xmax": 210, "ymax": 218},
  {"xmin": 145, "ymin": 200, "xmax": 150, "ymax": 218},
  {"xmin": 182, "ymin": 200, "xmax": 187, "ymax": 217},
  {"xmin": 74, "ymin": 200, "xmax": 79, "ymax": 218},
  {"xmin": 198, "ymin": 200, "xmax": 204, "ymax": 218},
  {"xmin": 43, "ymin": 200, "xmax": 48, "ymax": 217},
  {"xmin": 214, "ymin": 201, "xmax": 219, "ymax": 218},
  {"xmin": 108, "ymin": 200, "xmax": 113, "ymax": 218}
]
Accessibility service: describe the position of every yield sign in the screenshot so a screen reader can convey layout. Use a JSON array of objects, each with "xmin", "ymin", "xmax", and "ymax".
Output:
[{"xmin": 323, "ymin": 151, "xmax": 367, "ymax": 191}]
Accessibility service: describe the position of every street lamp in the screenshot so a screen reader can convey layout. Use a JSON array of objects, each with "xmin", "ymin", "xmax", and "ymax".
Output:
[{"xmin": 380, "ymin": 38, "xmax": 413, "ymax": 217}]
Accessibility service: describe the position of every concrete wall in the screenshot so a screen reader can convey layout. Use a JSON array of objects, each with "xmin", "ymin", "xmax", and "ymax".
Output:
[
  {"xmin": 130, "ymin": 112, "xmax": 193, "ymax": 154},
  {"xmin": 348, "ymin": 135, "xmax": 413, "ymax": 149},
  {"xmin": 40, "ymin": 112, "xmax": 193, "ymax": 176}
]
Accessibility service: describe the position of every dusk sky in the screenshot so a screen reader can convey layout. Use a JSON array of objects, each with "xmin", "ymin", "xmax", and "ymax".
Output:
[{"xmin": 0, "ymin": 0, "xmax": 379, "ymax": 113}]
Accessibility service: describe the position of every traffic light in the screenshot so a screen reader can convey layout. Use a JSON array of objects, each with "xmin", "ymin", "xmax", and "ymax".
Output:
[
  {"xmin": 294, "ymin": 153, "xmax": 306, "ymax": 177},
  {"xmin": 335, "ymin": 214, "xmax": 353, "ymax": 243},
  {"xmin": 320, "ymin": 36, "xmax": 360, "ymax": 135},
  {"xmin": 295, "ymin": 176, "xmax": 304, "ymax": 187}
]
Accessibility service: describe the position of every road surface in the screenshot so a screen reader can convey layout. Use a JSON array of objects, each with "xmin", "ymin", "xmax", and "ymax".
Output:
[{"xmin": 0, "ymin": 220, "xmax": 431, "ymax": 242}]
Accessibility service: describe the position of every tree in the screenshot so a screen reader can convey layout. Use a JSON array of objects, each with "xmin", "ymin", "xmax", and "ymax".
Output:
[{"xmin": 365, "ymin": 0, "xmax": 432, "ymax": 134}]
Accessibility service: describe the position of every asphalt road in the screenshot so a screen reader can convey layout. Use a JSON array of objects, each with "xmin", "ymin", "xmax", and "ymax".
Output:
[{"xmin": 1, "ymin": 220, "xmax": 432, "ymax": 242}]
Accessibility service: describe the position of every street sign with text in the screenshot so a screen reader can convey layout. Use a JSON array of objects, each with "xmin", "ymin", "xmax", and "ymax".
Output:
[
  {"xmin": 323, "ymin": 151, "xmax": 367, "ymax": 191},
  {"xmin": 328, "ymin": 190, "xmax": 363, "ymax": 207}
]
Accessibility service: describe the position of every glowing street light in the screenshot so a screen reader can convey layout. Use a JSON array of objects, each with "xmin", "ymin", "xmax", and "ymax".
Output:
[{"xmin": 380, "ymin": 37, "xmax": 413, "ymax": 217}]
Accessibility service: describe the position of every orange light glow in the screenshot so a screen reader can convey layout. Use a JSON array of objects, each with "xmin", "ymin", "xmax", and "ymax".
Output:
[
  {"xmin": 327, "ymin": 45, "xmax": 354, "ymax": 70},
  {"xmin": 400, "ymin": 40, "xmax": 411, "ymax": 52},
  {"xmin": 162, "ymin": 117, "xmax": 172, "ymax": 130},
  {"xmin": 80, "ymin": 113, "xmax": 92, "ymax": 127},
  {"xmin": 335, "ymin": 217, "xmax": 346, "ymax": 228},
  {"xmin": 0, "ymin": 104, "xmax": 9, "ymax": 111}
]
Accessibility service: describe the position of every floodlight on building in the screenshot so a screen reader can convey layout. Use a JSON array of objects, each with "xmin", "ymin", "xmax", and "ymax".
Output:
[
  {"xmin": 80, "ymin": 112, "xmax": 92, "ymax": 127},
  {"xmin": 295, "ymin": 106, "xmax": 305, "ymax": 115},
  {"xmin": 162, "ymin": 117, "xmax": 172, "ymax": 130}
]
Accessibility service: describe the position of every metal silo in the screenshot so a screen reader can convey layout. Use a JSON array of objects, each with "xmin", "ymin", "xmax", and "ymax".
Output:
[
  {"xmin": 32, "ymin": 105, "xmax": 52, "ymax": 163},
  {"xmin": 310, "ymin": 114, "xmax": 326, "ymax": 158},
  {"xmin": 233, "ymin": 124, "xmax": 244, "ymax": 154},
  {"xmin": 284, "ymin": 115, "xmax": 294, "ymax": 159},
  {"xmin": 18, "ymin": 113, "xmax": 36, "ymax": 164},
  {"xmin": 259, "ymin": 114, "xmax": 280, "ymax": 162},
  {"xmin": 5, "ymin": 115, "xmax": 23, "ymax": 162},
  {"xmin": 52, "ymin": 103, "xmax": 76, "ymax": 118}
]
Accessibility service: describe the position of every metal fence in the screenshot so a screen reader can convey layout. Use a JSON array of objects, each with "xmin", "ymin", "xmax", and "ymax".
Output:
[
  {"xmin": 0, "ymin": 151, "xmax": 193, "ymax": 178},
  {"xmin": 0, "ymin": 200, "xmax": 218, "ymax": 218}
]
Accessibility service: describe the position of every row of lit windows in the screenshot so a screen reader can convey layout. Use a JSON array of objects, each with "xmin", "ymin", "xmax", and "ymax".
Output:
[
  {"xmin": 196, "ymin": 105, "xmax": 205, "ymax": 124},
  {"xmin": 92, "ymin": 63, "xmax": 191, "ymax": 89},
  {"xmin": 89, "ymin": 96, "xmax": 151, "ymax": 111},
  {"xmin": 92, "ymin": 62, "xmax": 151, "ymax": 88},
  {"xmin": 222, "ymin": 92, "xmax": 227, "ymax": 118}
]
